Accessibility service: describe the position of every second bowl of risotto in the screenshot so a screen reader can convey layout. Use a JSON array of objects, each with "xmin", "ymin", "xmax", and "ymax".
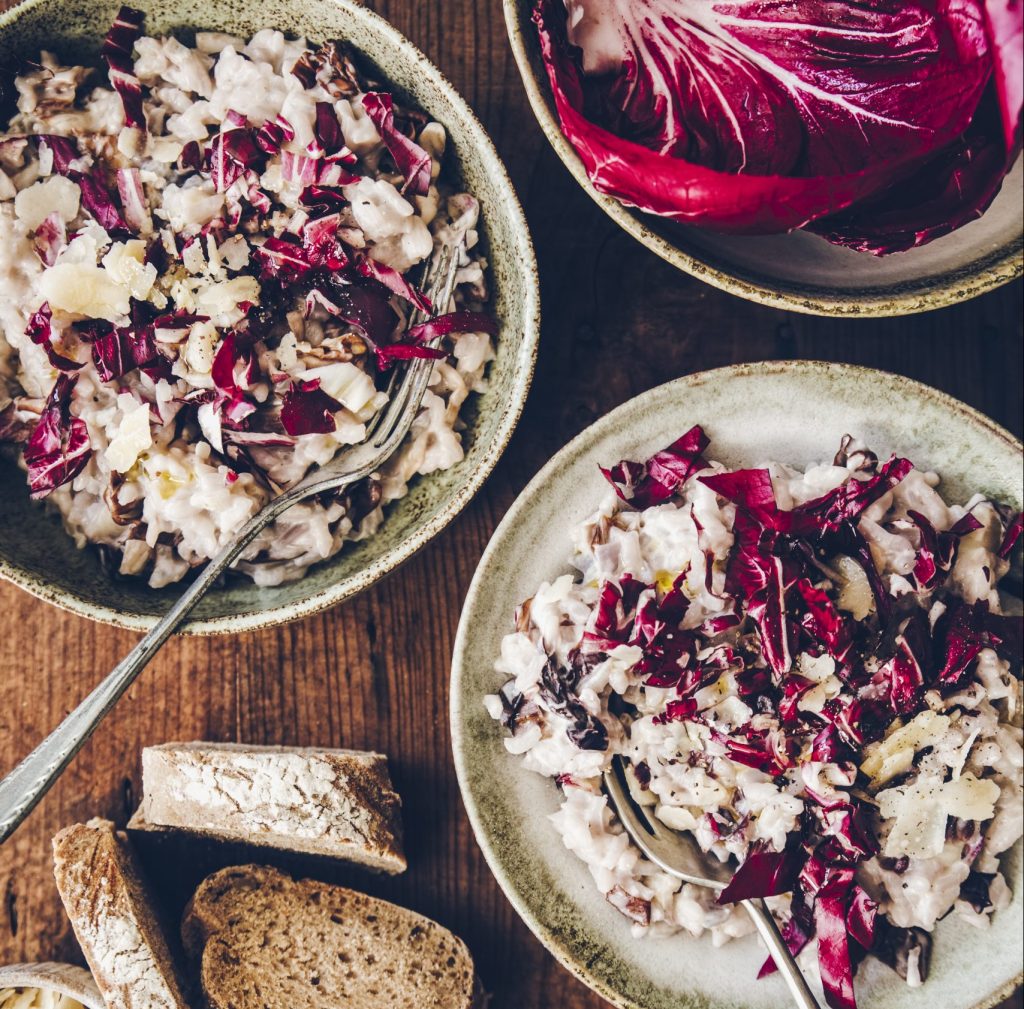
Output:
[{"xmin": 0, "ymin": 0, "xmax": 538, "ymax": 632}]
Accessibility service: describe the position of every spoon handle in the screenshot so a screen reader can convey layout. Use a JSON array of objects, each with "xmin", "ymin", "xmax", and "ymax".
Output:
[
  {"xmin": 0, "ymin": 496, "xmax": 288, "ymax": 845},
  {"xmin": 741, "ymin": 897, "xmax": 820, "ymax": 1009}
]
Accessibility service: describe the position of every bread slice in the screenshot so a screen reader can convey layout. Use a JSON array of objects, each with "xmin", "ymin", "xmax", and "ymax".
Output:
[
  {"xmin": 128, "ymin": 742, "xmax": 406, "ymax": 874},
  {"xmin": 182, "ymin": 865, "xmax": 477, "ymax": 1009},
  {"xmin": 51, "ymin": 819, "xmax": 191, "ymax": 1009}
]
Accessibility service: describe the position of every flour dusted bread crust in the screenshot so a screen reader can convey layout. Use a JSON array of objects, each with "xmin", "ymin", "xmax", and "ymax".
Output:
[
  {"xmin": 128, "ymin": 742, "xmax": 406, "ymax": 874},
  {"xmin": 51, "ymin": 819, "xmax": 190, "ymax": 1009},
  {"xmin": 182, "ymin": 865, "xmax": 477, "ymax": 1009}
]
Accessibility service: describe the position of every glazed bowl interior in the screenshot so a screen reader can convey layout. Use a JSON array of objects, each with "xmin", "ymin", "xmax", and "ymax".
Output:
[
  {"xmin": 0, "ymin": 0, "xmax": 538, "ymax": 634},
  {"xmin": 504, "ymin": 0, "xmax": 1023, "ymax": 317},
  {"xmin": 452, "ymin": 362, "xmax": 1023, "ymax": 1009}
]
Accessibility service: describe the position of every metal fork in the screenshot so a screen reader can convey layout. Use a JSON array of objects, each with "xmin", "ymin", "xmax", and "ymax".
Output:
[
  {"xmin": 0, "ymin": 241, "xmax": 462, "ymax": 845},
  {"xmin": 603, "ymin": 755, "xmax": 820, "ymax": 1009}
]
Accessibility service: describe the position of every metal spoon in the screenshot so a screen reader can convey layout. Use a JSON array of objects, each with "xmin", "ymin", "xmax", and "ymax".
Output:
[{"xmin": 603, "ymin": 755, "xmax": 820, "ymax": 1009}]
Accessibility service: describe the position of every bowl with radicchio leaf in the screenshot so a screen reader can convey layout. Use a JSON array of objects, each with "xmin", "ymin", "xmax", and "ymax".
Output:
[
  {"xmin": 505, "ymin": 0, "xmax": 1023, "ymax": 316},
  {"xmin": 0, "ymin": 0, "xmax": 538, "ymax": 632},
  {"xmin": 452, "ymin": 362, "xmax": 1023, "ymax": 1009}
]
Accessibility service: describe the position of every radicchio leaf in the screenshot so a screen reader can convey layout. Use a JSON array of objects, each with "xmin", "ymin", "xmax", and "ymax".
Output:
[
  {"xmin": 534, "ymin": 0, "xmax": 992, "ymax": 238},
  {"xmin": 794, "ymin": 579, "xmax": 853, "ymax": 665},
  {"xmin": 179, "ymin": 140, "xmax": 203, "ymax": 172},
  {"xmin": 33, "ymin": 212, "xmax": 66, "ymax": 266},
  {"xmin": 351, "ymin": 251, "xmax": 432, "ymax": 312},
  {"xmin": 879, "ymin": 613, "xmax": 931, "ymax": 714},
  {"xmin": 209, "ymin": 124, "xmax": 262, "ymax": 193},
  {"xmin": 71, "ymin": 169, "xmax": 132, "ymax": 236},
  {"xmin": 300, "ymin": 184, "xmax": 350, "ymax": 211},
  {"xmin": 788, "ymin": 456, "xmax": 913, "ymax": 537},
  {"xmin": 814, "ymin": 888, "xmax": 857, "ymax": 1009},
  {"xmin": 32, "ymin": 136, "xmax": 132, "ymax": 236},
  {"xmin": 717, "ymin": 839, "xmax": 801, "ymax": 904},
  {"xmin": 935, "ymin": 599, "xmax": 1023, "ymax": 684},
  {"xmin": 33, "ymin": 135, "xmax": 84, "ymax": 174},
  {"xmin": 25, "ymin": 303, "xmax": 82, "ymax": 372},
  {"xmin": 998, "ymin": 512, "xmax": 1023, "ymax": 558},
  {"xmin": 361, "ymin": 92, "xmax": 432, "ymax": 197},
  {"xmin": 758, "ymin": 890, "xmax": 815, "ymax": 978},
  {"xmin": 301, "ymin": 213, "xmax": 347, "ymax": 269},
  {"xmin": 255, "ymin": 115, "xmax": 295, "ymax": 155},
  {"xmin": 809, "ymin": 90, "xmax": 1012, "ymax": 254},
  {"xmin": 210, "ymin": 332, "xmax": 256, "ymax": 394},
  {"xmin": 91, "ymin": 325, "xmax": 154, "ymax": 382},
  {"xmin": 405, "ymin": 310, "xmax": 498, "ymax": 344},
  {"xmin": 984, "ymin": 0, "xmax": 1024, "ymax": 152},
  {"xmin": 310, "ymin": 278, "xmax": 397, "ymax": 345},
  {"xmin": 699, "ymin": 467, "xmax": 779, "ymax": 527},
  {"xmin": 601, "ymin": 424, "xmax": 710, "ymax": 507},
  {"xmin": 116, "ymin": 167, "xmax": 149, "ymax": 232},
  {"xmin": 313, "ymin": 102, "xmax": 345, "ymax": 155},
  {"xmin": 23, "ymin": 374, "xmax": 92, "ymax": 498},
  {"xmin": 102, "ymin": 5, "xmax": 146, "ymax": 131},
  {"xmin": 252, "ymin": 236, "xmax": 315, "ymax": 281},
  {"xmin": 372, "ymin": 341, "xmax": 447, "ymax": 371},
  {"xmin": 908, "ymin": 509, "xmax": 981, "ymax": 588},
  {"xmin": 281, "ymin": 151, "xmax": 320, "ymax": 186},
  {"xmin": 280, "ymin": 378, "xmax": 342, "ymax": 436}
]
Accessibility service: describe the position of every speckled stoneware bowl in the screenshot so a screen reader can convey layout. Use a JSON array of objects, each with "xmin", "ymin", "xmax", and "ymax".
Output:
[
  {"xmin": 0, "ymin": 0, "xmax": 539, "ymax": 634},
  {"xmin": 452, "ymin": 361, "xmax": 1023, "ymax": 1009},
  {"xmin": 0, "ymin": 962, "xmax": 104, "ymax": 1008},
  {"xmin": 504, "ymin": 0, "xmax": 1023, "ymax": 317}
]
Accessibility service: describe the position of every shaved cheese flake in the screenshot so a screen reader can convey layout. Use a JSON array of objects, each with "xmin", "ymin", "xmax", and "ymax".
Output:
[
  {"xmin": 102, "ymin": 240, "xmax": 157, "ymax": 300},
  {"xmin": 861, "ymin": 710, "xmax": 951, "ymax": 784},
  {"xmin": 878, "ymin": 772, "xmax": 1001, "ymax": 858},
  {"xmin": 106, "ymin": 395, "xmax": 153, "ymax": 473},
  {"xmin": 38, "ymin": 262, "xmax": 130, "ymax": 322},
  {"xmin": 298, "ymin": 362, "xmax": 377, "ymax": 416}
]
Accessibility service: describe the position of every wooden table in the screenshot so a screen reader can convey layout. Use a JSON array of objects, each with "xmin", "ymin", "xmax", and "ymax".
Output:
[{"xmin": 1, "ymin": 2, "xmax": 1021, "ymax": 1007}]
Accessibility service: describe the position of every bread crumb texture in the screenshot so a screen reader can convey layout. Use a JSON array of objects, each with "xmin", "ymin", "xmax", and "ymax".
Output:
[
  {"xmin": 139, "ymin": 743, "xmax": 405, "ymax": 872},
  {"xmin": 182, "ymin": 865, "xmax": 476, "ymax": 1009}
]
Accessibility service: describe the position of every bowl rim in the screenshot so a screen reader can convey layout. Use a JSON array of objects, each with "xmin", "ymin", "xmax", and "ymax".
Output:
[
  {"xmin": 451, "ymin": 359, "xmax": 1023, "ymax": 1009},
  {"xmin": 0, "ymin": 0, "xmax": 540, "ymax": 636},
  {"xmin": 501, "ymin": 0, "xmax": 1024, "ymax": 319}
]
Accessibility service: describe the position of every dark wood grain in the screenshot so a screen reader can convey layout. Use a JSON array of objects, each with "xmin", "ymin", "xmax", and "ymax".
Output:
[{"xmin": 0, "ymin": 1, "xmax": 1021, "ymax": 1007}]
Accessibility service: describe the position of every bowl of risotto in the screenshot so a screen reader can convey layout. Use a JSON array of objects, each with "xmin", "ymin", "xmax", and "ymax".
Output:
[
  {"xmin": 0, "ymin": 0, "xmax": 538, "ymax": 632},
  {"xmin": 452, "ymin": 362, "xmax": 1023, "ymax": 1009}
]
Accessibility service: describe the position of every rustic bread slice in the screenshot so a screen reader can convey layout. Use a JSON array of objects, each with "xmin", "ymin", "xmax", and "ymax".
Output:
[
  {"xmin": 127, "ymin": 742, "xmax": 406, "ymax": 874},
  {"xmin": 51, "ymin": 819, "xmax": 190, "ymax": 1009},
  {"xmin": 182, "ymin": 865, "xmax": 477, "ymax": 1009}
]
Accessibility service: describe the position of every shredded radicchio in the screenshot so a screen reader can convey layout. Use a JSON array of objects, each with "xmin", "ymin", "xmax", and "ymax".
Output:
[
  {"xmin": 361, "ymin": 92, "xmax": 432, "ymax": 197},
  {"xmin": 102, "ymin": 5, "xmax": 147, "ymax": 131},
  {"xmin": 374, "ymin": 310, "xmax": 498, "ymax": 370},
  {"xmin": 280, "ymin": 379, "xmax": 343, "ymax": 436},
  {"xmin": 496, "ymin": 426, "xmax": 1022, "ymax": 1009},
  {"xmin": 25, "ymin": 302, "xmax": 82, "ymax": 372},
  {"xmin": 23, "ymin": 374, "xmax": 92, "ymax": 498},
  {"xmin": 33, "ymin": 134, "xmax": 83, "ymax": 174},
  {"xmin": 601, "ymin": 423, "xmax": 710, "ymax": 507}
]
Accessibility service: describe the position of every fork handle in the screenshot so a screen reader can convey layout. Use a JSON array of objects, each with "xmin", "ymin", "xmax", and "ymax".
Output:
[
  {"xmin": 741, "ymin": 898, "xmax": 820, "ymax": 1009},
  {"xmin": 0, "ymin": 488, "xmax": 303, "ymax": 845}
]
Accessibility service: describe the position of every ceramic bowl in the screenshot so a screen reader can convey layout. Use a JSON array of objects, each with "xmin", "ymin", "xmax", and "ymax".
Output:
[
  {"xmin": 451, "ymin": 361, "xmax": 1023, "ymax": 1009},
  {"xmin": 0, "ymin": 0, "xmax": 539, "ymax": 634},
  {"xmin": 503, "ymin": 0, "xmax": 1023, "ymax": 317},
  {"xmin": 0, "ymin": 962, "xmax": 103, "ymax": 1008}
]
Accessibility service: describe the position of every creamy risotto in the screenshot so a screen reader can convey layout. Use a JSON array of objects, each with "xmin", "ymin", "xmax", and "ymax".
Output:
[
  {"xmin": 0, "ymin": 8, "xmax": 495, "ymax": 588},
  {"xmin": 487, "ymin": 426, "xmax": 1023, "ymax": 1009}
]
